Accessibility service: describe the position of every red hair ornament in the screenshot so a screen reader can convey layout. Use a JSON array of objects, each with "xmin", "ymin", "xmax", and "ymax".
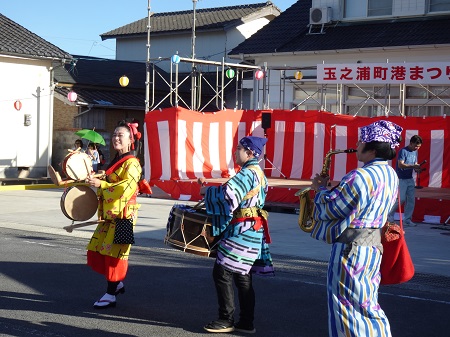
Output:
[{"xmin": 127, "ymin": 122, "xmax": 141, "ymax": 150}]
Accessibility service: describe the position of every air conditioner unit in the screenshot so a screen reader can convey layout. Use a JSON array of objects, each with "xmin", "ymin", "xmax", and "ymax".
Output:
[{"xmin": 309, "ymin": 7, "xmax": 332, "ymax": 25}]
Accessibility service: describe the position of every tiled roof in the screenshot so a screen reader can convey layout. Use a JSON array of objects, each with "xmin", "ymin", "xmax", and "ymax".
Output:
[
  {"xmin": 101, "ymin": 2, "xmax": 280, "ymax": 39},
  {"xmin": 55, "ymin": 86, "xmax": 149, "ymax": 108},
  {"xmin": 55, "ymin": 56, "xmax": 150, "ymax": 89},
  {"xmin": 54, "ymin": 56, "xmax": 167, "ymax": 108},
  {"xmin": 229, "ymin": 0, "xmax": 450, "ymax": 56},
  {"xmin": 54, "ymin": 55, "xmax": 234, "ymax": 111},
  {"xmin": 53, "ymin": 56, "xmax": 228, "ymax": 109},
  {"xmin": 0, "ymin": 13, "xmax": 71, "ymax": 60}
]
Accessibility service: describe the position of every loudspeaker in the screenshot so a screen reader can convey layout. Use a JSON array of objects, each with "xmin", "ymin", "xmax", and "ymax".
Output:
[{"xmin": 262, "ymin": 113, "xmax": 271, "ymax": 129}]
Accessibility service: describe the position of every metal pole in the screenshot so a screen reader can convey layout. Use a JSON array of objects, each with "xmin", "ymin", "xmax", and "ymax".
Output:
[
  {"xmin": 191, "ymin": 0, "xmax": 198, "ymax": 110},
  {"xmin": 191, "ymin": 0, "xmax": 197, "ymax": 61},
  {"xmin": 145, "ymin": 0, "xmax": 151, "ymax": 112}
]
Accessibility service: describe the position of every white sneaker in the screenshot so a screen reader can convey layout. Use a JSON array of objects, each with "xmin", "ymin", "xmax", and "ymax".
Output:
[{"xmin": 406, "ymin": 221, "xmax": 417, "ymax": 227}]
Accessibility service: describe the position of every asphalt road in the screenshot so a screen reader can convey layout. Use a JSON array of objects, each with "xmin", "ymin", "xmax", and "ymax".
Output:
[{"xmin": 1, "ymin": 227, "xmax": 449, "ymax": 337}]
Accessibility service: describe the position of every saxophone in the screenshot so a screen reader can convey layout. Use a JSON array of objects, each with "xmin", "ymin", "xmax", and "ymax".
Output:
[{"xmin": 295, "ymin": 148, "xmax": 356, "ymax": 232}]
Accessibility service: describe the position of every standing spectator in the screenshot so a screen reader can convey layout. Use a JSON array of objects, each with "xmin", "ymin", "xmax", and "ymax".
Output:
[
  {"xmin": 311, "ymin": 120, "xmax": 402, "ymax": 337},
  {"xmin": 387, "ymin": 135, "xmax": 423, "ymax": 226},
  {"xmin": 96, "ymin": 144, "xmax": 105, "ymax": 171},
  {"xmin": 87, "ymin": 143, "xmax": 100, "ymax": 172},
  {"xmin": 73, "ymin": 139, "xmax": 84, "ymax": 152}
]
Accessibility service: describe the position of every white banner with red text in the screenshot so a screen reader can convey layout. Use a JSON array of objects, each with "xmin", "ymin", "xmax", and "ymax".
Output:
[{"xmin": 317, "ymin": 63, "xmax": 450, "ymax": 84}]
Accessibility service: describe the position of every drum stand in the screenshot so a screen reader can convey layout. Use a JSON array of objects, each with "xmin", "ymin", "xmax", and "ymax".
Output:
[
  {"xmin": 415, "ymin": 171, "xmax": 424, "ymax": 189},
  {"xmin": 259, "ymin": 129, "xmax": 287, "ymax": 178},
  {"xmin": 415, "ymin": 164, "xmax": 427, "ymax": 189}
]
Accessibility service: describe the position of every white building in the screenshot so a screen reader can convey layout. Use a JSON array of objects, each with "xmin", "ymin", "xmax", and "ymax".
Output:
[
  {"xmin": 228, "ymin": 0, "xmax": 450, "ymax": 117},
  {"xmin": 0, "ymin": 14, "xmax": 71, "ymax": 178},
  {"xmin": 100, "ymin": 2, "xmax": 281, "ymax": 73}
]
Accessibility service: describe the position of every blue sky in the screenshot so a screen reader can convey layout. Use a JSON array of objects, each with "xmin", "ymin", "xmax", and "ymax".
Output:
[{"xmin": 1, "ymin": 0, "xmax": 294, "ymax": 59}]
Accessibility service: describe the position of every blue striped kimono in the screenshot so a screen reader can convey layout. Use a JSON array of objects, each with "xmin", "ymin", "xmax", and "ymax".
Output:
[
  {"xmin": 311, "ymin": 159, "xmax": 398, "ymax": 337},
  {"xmin": 204, "ymin": 159, "xmax": 274, "ymax": 276}
]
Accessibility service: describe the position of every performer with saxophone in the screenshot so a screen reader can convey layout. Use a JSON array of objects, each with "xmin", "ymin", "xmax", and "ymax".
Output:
[
  {"xmin": 310, "ymin": 120, "xmax": 402, "ymax": 337},
  {"xmin": 85, "ymin": 121, "xmax": 142, "ymax": 309},
  {"xmin": 199, "ymin": 136, "xmax": 274, "ymax": 334}
]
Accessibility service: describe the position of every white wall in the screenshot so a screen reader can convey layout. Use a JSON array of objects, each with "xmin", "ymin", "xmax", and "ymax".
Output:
[
  {"xmin": 229, "ymin": 17, "xmax": 271, "ymax": 44},
  {"xmin": 311, "ymin": 0, "xmax": 429, "ymax": 21},
  {"xmin": 116, "ymin": 17, "xmax": 272, "ymax": 72},
  {"xmin": 0, "ymin": 56, "xmax": 53, "ymax": 178}
]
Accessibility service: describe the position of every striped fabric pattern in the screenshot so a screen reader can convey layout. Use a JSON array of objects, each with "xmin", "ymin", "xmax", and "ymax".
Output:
[
  {"xmin": 328, "ymin": 243, "xmax": 391, "ymax": 337},
  {"xmin": 204, "ymin": 159, "xmax": 274, "ymax": 275},
  {"xmin": 144, "ymin": 107, "xmax": 450, "ymax": 188},
  {"xmin": 311, "ymin": 160, "xmax": 399, "ymax": 243},
  {"xmin": 311, "ymin": 159, "xmax": 398, "ymax": 337}
]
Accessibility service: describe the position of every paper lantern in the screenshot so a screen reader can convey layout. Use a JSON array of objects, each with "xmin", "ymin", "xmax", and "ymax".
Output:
[
  {"xmin": 225, "ymin": 68, "xmax": 235, "ymax": 79},
  {"xmin": 14, "ymin": 100, "xmax": 22, "ymax": 111},
  {"xmin": 294, "ymin": 71, "xmax": 303, "ymax": 80},
  {"xmin": 67, "ymin": 91, "xmax": 77, "ymax": 102},
  {"xmin": 255, "ymin": 70, "xmax": 264, "ymax": 80},
  {"xmin": 119, "ymin": 75, "xmax": 129, "ymax": 87},
  {"xmin": 171, "ymin": 55, "xmax": 180, "ymax": 64}
]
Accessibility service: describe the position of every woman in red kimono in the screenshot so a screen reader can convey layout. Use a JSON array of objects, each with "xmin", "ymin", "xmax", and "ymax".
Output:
[{"xmin": 85, "ymin": 121, "xmax": 142, "ymax": 309}]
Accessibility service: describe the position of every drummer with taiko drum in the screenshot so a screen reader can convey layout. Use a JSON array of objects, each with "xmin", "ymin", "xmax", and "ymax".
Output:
[
  {"xmin": 84, "ymin": 120, "xmax": 143, "ymax": 309},
  {"xmin": 199, "ymin": 136, "xmax": 274, "ymax": 334}
]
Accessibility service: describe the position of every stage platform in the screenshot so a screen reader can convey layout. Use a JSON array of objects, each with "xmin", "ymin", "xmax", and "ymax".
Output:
[{"xmin": 152, "ymin": 178, "xmax": 450, "ymax": 224}]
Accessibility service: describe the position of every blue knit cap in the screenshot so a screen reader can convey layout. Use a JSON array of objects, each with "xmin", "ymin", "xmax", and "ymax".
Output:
[{"xmin": 239, "ymin": 136, "xmax": 268, "ymax": 158}]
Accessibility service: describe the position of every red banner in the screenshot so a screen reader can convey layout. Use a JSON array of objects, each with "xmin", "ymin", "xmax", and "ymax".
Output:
[{"xmin": 144, "ymin": 107, "xmax": 450, "ymax": 188}]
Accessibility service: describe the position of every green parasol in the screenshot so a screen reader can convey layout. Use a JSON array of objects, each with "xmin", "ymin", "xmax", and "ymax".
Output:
[{"xmin": 74, "ymin": 129, "xmax": 106, "ymax": 146}]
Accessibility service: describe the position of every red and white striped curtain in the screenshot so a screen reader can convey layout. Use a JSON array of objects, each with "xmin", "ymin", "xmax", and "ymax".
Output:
[{"xmin": 144, "ymin": 107, "xmax": 450, "ymax": 188}]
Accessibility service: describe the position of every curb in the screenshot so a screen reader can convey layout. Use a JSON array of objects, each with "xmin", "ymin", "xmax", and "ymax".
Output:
[{"xmin": 0, "ymin": 183, "xmax": 79, "ymax": 191}]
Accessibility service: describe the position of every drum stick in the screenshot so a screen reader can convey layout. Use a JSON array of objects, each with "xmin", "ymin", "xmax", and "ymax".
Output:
[
  {"xmin": 84, "ymin": 158, "xmax": 92, "ymax": 177},
  {"xmin": 63, "ymin": 220, "xmax": 105, "ymax": 233},
  {"xmin": 48, "ymin": 165, "xmax": 104, "ymax": 186}
]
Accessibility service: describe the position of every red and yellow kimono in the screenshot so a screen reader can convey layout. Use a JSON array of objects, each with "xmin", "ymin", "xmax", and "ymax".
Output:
[{"xmin": 87, "ymin": 154, "xmax": 141, "ymax": 282}]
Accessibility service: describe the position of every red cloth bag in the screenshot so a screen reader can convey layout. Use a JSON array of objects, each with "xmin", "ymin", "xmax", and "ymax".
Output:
[
  {"xmin": 380, "ymin": 194, "xmax": 415, "ymax": 285},
  {"xmin": 380, "ymin": 223, "xmax": 415, "ymax": 284},
  {"xmin": 380, "ymin": 191, "xmax": 414, "ymax": 284}
]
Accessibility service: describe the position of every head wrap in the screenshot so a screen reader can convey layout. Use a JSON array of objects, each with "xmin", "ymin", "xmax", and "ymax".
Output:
[
  {"xmin": 360, "ymin": 120, "xmax": 403, "ymax": 148},
  {"xmin": 239, "ymin": 136, "xmax": 268, "ymax": 158},
  {"xmin": 126, "ymin": 122, "xmax": 141, "ymax": 150}
]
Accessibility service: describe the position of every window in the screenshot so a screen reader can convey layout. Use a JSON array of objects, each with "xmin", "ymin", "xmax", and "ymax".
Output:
[
  {"xmin": 406, "ymin": 85, "xmax": 450, "ymax": 99},
  {"xmin": 294, "ymin": 86, "xmax": 321, "ymax": 101},
  {"xmin": 344, "ymin": 0, "xmax": 366, "ymax": 18},
  {"xmin": 429, "ymin": 0, "xmax": 450, "ymax": 12},
  {"xmin": 406, "ymin": 86, "xmax": 428, "ymax": 99},
  {"xmin": 344, "ymin": 0, "xmax": 392, "ymax": 18},
  {"xmin": 368, "ymin": 0, "xmax": 392, "ymax": 16},
  {"xmin": 347, "ymin": 86, "xmax": 370, "ymax": 99},
  {"xmin": 346, "ymin": 86, "xmax": 395, "ymax": 99},
  {"xmin": 430, "ymin": 86, "xmax": 450, "ymax": 98},
  {"xmin": 374, "ymin": 85, "xmax": 400, "ymax": 99},
  {"xmin": 406, "ymin": 106, "xmax": 443, "ymax": 117}
]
